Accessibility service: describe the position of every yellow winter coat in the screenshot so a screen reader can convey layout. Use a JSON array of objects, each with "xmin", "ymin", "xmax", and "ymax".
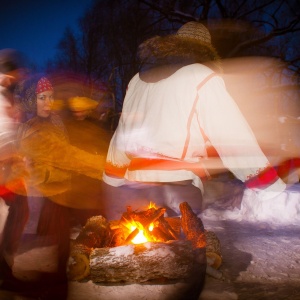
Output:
[{"xmin": 6, "ymin": 114, "xmax": 106, "ymax": 208}]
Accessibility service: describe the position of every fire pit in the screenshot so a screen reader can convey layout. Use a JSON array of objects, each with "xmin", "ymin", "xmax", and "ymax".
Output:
[{"xmin": 67, "ymin": 202, "xmax": 221, "ymax": 300}]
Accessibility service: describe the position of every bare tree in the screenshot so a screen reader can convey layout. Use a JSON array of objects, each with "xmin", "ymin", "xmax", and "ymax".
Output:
[{"xmin": 49, "ymin": 0, "xmax": 300, "ymax": 130}]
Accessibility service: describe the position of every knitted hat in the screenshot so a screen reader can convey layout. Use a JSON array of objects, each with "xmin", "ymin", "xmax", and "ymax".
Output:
[
  {"xmin": 176, "ymin": 22, "xmax": 212, "ymax": 45},
  {"xmin": 68, "ymin": 96, "xmax": 98, "ymax": 111}
]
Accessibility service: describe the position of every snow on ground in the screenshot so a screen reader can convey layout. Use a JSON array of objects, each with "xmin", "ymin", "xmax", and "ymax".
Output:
[
  {"xmin": 201, "ymin": 183, "xmax": 300, "ymax": 226},
  {"xmin": 200, "ymin": 219, "xmax": 300, "ymax": 300},
  {"xmin": 199, "ymin": 183, "xmax": 300, "ymax": 299}
]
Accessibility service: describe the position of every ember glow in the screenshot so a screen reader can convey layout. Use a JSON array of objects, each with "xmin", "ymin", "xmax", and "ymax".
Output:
[
  {"xmin": 127, "ymin": 202, "xmax": 157, "ymax": 244},
  {"xmin": 148, "ymin": 201, "xmax": 157, "ymax": 209},
  {"xmin": 124, "ymin": 201, "xmax": 157, "ymax": 244},
  {"xmin": 120, "ymin": 201, "xmax": 179, "ymax": 245},
  {"xmin": 130, "ymin": 225, "xmax": 153, "ymax": 244}
]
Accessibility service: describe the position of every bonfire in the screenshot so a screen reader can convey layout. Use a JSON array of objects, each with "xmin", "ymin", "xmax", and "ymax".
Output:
[{"xmin": 67, "ymin": 202, "xmax": 222, "ymax": 283}]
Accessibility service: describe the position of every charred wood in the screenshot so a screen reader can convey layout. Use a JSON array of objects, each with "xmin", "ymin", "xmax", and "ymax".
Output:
[{"xmin": 179, "ymin": 202, "xmax": 206, "ymax": 249}]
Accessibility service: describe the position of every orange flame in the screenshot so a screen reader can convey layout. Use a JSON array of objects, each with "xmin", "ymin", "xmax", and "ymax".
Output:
[
  {"xmin": 130, "ymin": 226, "xmax": 149, "ymax": 244},
  {"xmin": 129, "ymin": 202, "xmax": 156, "ymax": 244},
  {"xmin": 149, "ymin": 201, "xmax": 157, "ymax": 209}
]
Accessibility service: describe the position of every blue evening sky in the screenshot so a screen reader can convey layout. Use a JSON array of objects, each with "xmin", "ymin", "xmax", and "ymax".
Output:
[{"xmin": 0, "ymin": 0, "xmax": 93, "ymax": 69}]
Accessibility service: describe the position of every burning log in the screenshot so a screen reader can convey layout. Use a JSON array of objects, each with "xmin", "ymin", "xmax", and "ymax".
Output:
[
  {"xmin": 151, "ymin": 226, "xmax": 173, "ymax": 242},
  {"xmin": 119, "ymin": 205, "xmax": 179, "ymax": 244},
  {"xmin": 133, "ymin": 206, "xmax": 166, "ymax": 226},
  {"xmin": 90, "ymin": 240, "xmax": 205, "ymax": 283},
  {"xmin": 179, "ymin": 202, "xmax": 222, "ymax": 270},
  {"xmin": 67, "ymin": 215, "xmax": 111, "ymax": 281},
  {"xmin": 154, "ymin": 215, "xmax": 179, "ymax": 240},
  {"xmin": 179, "ymin": 202, "xmax": 206, "ymax": 249},
  {"xmin": 109, "ymin": 227, "xmax": 126, "ymax": 247},
  {"xmin": 165, "ymin": 217, "xmax": 181, "ymax": 236}
]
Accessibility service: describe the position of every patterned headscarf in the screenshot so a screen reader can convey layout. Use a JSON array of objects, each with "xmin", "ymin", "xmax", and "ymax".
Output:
[
  {"xmin": 35, "ymin": 77, "xmax": 53, "ymax": 94},
  {"xmin": 14, "ymin": 74, "xmax": 53, "ymax": 113}
]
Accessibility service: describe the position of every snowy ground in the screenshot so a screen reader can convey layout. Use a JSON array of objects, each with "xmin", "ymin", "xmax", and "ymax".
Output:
[
  {"xmin": 199, "ymin": 182, "xmax": 300, "ymax": 299},
  {"xmin": 200, "ymin": 219, "xmax": 300, "ymax": 300}
]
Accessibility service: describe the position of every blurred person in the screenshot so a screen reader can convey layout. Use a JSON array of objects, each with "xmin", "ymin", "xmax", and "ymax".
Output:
[
  {"xmin": 0, "ymin": 50, "xmax": 24, "ymax": 125},
  {"xmin": 0, "ymin": 49, "xmax": 27, "ymax": 177},
  {"xmin": 68, "ymin": 96, "xmax": 98, "ymax": 121},
  {"xmin": 274, "ymin": 115, "xmax": 300, "ymax": 184},
  {"xmin": 220, "ymin": 56, "xmax": 300, "ymax": 186},
  {"xmin": 11, "ymin": 76, "xmax": 107, "ymax": 207},
  {"xmin": 60, "ymin": 96, "xmax": 112, "ymax": 226},
  {"xmin": 0, "ymin": 49, "xmax": 28, "ymax": 284},
  {"xmin": 67, "ymin": 95, "xmax": 115, "ymax": 129},
  {"xmin": 102, "ymin": 22, "xmax": 286, "ymax": 221},
  {"xmin": 1, "ymin": 75, "xmax": 106, "ymax": 299}
]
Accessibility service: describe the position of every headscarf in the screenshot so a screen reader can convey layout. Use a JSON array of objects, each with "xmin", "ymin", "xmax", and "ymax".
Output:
[{"xmin": 14, "ymin": 74, "xmax": 53, "ymax": 114}]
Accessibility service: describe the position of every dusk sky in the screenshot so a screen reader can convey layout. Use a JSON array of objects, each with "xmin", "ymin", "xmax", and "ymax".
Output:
[{"xmin": 0, "ymin": 0, "xmax": 93, "ymax": 68}]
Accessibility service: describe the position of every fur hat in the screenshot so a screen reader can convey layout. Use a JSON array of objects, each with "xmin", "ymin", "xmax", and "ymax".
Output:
[
  {"xmin": 138, "ymin": 22, "xmax": 221, "ymax": 80},
  {"xmin": 14, "ymin": 74, "xmax": 53, "ymax": 113}
]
